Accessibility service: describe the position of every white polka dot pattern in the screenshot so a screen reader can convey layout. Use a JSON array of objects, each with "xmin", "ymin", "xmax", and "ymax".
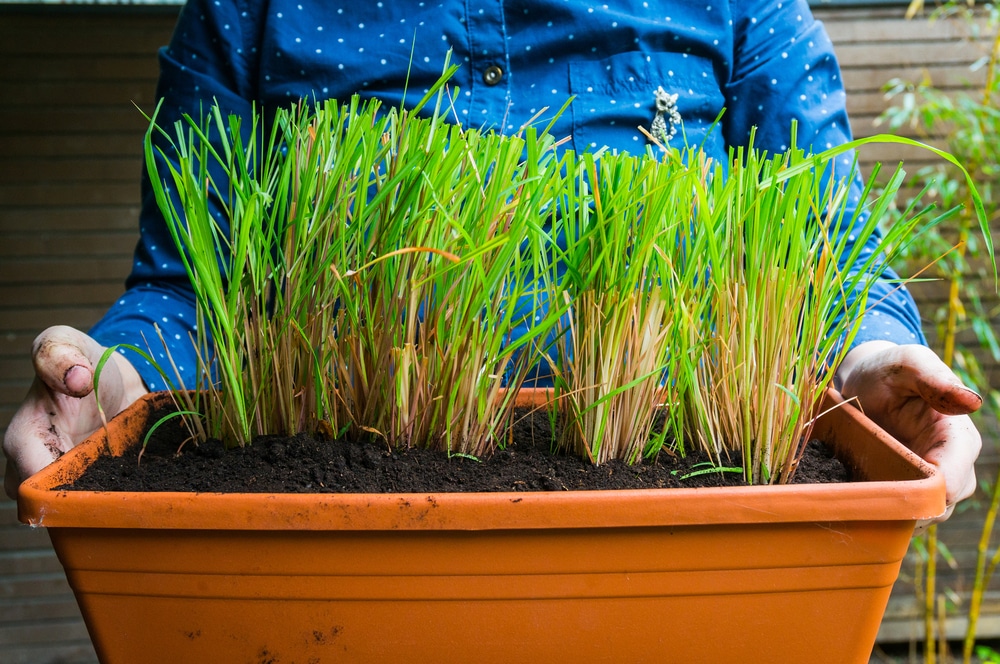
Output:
[{"xmin": 89, "ymin": 0, "xmax": 927, "ymax": 390}]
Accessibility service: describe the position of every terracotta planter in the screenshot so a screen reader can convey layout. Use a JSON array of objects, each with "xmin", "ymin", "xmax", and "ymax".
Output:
[{"xmin": 18, "ymin": 389, "xmax": 943, "ymax": 664}]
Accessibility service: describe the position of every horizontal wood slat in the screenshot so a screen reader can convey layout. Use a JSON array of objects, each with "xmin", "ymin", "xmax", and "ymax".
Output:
[
  {"xmin": 0, "ymin": 233, "xmax": 135, "ymax": 259},
  {"xmin": 0, "ymin": 14, "xmax": 173, "ymax": 56},
  {"xmin": 0, "ymin": 550, "xmax": 71, "ymax": 577},
  {"xmin": 836, "ymin": 40, "xmax": 986, "ymax": 69},
  {"xmin": 0, "ymin": 359, "xmax": 36, "ymax": 383},
  {"xmin": 2, "ymin": 81, "xmax": 159, "ymax": 109},
  {"xmin": 0, "ymin": 617, "xmax": 92, "ymax": 646},
  {"xmin": 0, "ymin": 596, "xmax": 84, "ymax": 623},
  {"xmin": 0, "ymin": 157, "xmax": 142, "ymax": 185},
  {"xmin": 4, "ymin": 644, "xmax": 97, "ymax": 664},
  {"xmin": 0, "ymin": 526, "xmax": 55, "ymax": 555},
  {"xmin": 0, "ymin": 332, "xmax": 41, "ymax": 357},
  {"xmin": 0, "ymin": 207, "xmax": 142, "ymax": 232},
  {"xmin": 0, "ymin": 258, "xmax": 134, "ymax": 284},
  {"xmin": 0, "ymin": 132, "xmax": 154, "ymax": 158},
  {"xmin": 0, "ymin": 306, "xmax": 120, "ymax": 335},
  {"xmin": 0, "ymin": 109, "xmax": 151, "ymax": 135},
  {"xmin": 0, "ymin": 55, "xmax": 160, "ymax": 82},
  {"xmin": 0, "ymin": 184, "xmax": 139, "ymax": 208},
  {"xmin": 843, "ymin": 64, "xmax": 987, "ymax": 94},
  {"xmin": 819, "ymin": 7, "xmax": 990, "ymax": 40},
  {"xmin": 0, "ymin": 282, "xmax": 127, "ymax": 309}
]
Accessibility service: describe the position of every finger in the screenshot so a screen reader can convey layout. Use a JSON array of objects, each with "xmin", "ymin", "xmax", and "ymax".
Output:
[
  {"xmin": 885, "ymin": 346, "xmax": 984, "ymax": 416},
  {"xmin": 31, "ymin": 325, "xmax": 106, "ymax": 399},
  {"xmin": 914, "ymin": 375, "xmax": 984, "ymax": 417}
]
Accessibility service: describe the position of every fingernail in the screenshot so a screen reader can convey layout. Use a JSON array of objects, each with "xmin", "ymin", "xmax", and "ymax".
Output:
[
  {"xmin": 63, "ymin": 364, "xmax": 93, "ymax": 396},
  {"xmin": 961, "ymin": 386, "xmax": 983, "ymax": 404}
]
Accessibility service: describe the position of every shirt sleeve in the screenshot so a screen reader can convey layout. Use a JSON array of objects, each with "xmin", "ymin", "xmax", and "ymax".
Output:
[
  {"xmin": 722, "ymin": 0, "xmax": 926, "ymax": 349},
  {"xmin": 88, "ymin": 0, "xmax": 261, "ymax": 390}
]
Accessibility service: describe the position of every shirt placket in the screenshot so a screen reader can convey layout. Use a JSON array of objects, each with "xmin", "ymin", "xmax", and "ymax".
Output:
[{"xmin": 464, "ymin": 1, "xmax": 511, "ymax": 131}]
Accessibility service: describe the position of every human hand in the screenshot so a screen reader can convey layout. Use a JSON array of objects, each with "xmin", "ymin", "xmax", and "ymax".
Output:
[
  {"xmin": 3, "ymin": 325, "xmax": 148, "ymax": 499},
  {"xmin": 836, "ymin": 341, "xmax": 983, "ymax": 528}
]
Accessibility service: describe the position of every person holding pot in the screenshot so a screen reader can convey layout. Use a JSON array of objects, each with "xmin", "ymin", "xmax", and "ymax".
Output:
[{"xmin": 3, "ymin": 0, "xmax": 985, "ymax": 524}]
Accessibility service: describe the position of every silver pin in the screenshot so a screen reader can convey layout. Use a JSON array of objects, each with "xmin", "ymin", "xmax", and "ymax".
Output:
[{"xmin": 650, "ymin": 86, "xmax": 680, "ymax": 143}]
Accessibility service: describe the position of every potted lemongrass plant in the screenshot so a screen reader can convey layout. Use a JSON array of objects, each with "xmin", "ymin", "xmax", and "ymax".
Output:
[
  {"xmin": 146, "ymin": 79, "xmax": 564, "ymax": 461},
  {"xmin": 541, "ymin": 136, "xmax": 948, "ymax": 484},
  {"xmin": 17, "ymin": 68, "xmax": 994, "ymax": 662}
]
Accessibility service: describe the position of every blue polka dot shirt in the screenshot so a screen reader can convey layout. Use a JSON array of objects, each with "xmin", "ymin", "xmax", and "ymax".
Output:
[{"xmin": 90, "ymin": 0, "xmax": 927, "ymax": 390}]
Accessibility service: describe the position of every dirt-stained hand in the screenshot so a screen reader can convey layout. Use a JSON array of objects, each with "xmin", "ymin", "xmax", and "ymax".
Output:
[
  {"xmin": 3, "ymin": 325, "xmax": 148, "ymax": 499},
  {"xmin": 837, "ymin": 341, "xmax": 983, "ymax": 529}
]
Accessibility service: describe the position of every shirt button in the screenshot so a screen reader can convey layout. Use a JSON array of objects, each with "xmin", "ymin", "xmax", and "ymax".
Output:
[{"xmin": 483, "ymin": 65, "xmax": 504, "ymax": 86}]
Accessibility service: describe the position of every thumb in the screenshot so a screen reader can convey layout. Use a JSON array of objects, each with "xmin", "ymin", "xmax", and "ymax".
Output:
[{"xmin": 31, "ymin": 325, "xmax": 108, "ymax": 399}]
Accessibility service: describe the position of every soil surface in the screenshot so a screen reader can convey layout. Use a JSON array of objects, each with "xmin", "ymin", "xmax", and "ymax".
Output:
[{"xmin": 66, "ymin": 406, "xmax": 850, "ymax": 493}]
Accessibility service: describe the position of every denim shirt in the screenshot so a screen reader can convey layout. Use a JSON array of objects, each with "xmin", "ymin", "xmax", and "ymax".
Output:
[{"xmin": 92, "ymin": 0, "xmax": 926, "ymax": 390}]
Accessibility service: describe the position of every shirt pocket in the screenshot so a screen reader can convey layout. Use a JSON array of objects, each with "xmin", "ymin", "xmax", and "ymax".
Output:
[{"xmin": 568, "ymin": 51, "xmax": 726, "ymax": 158}]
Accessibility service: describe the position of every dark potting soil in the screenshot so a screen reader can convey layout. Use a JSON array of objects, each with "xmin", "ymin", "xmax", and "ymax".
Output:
[{"xmin": 64, "ymin": 406, "xmax": 850, "ymax": 493}]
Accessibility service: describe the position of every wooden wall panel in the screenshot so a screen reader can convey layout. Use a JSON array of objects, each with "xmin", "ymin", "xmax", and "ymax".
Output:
[{"xmin": 0, "ymin": 8, "xmax": 175, "ymax": 663}]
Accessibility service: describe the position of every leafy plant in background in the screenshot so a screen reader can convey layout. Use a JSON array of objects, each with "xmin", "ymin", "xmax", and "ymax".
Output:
[
  {"xmin": 977, "ymin": 644, "xmax": 1000, "ymax": 663},
  {"xmin": 880, "ymin": 1, "xmax": 1000, "ymax": 661}
]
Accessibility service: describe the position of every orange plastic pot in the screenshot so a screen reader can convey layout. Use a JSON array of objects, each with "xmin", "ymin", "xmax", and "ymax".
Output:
[{"xmin": 19, "ymin": 389, "xmax": 944, "ymax": 664}]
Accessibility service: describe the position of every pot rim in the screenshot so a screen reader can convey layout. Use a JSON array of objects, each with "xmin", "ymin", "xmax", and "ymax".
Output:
[{"xmin": 18, "ymin": 389, "xmax": 946, "ymax": 531}]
